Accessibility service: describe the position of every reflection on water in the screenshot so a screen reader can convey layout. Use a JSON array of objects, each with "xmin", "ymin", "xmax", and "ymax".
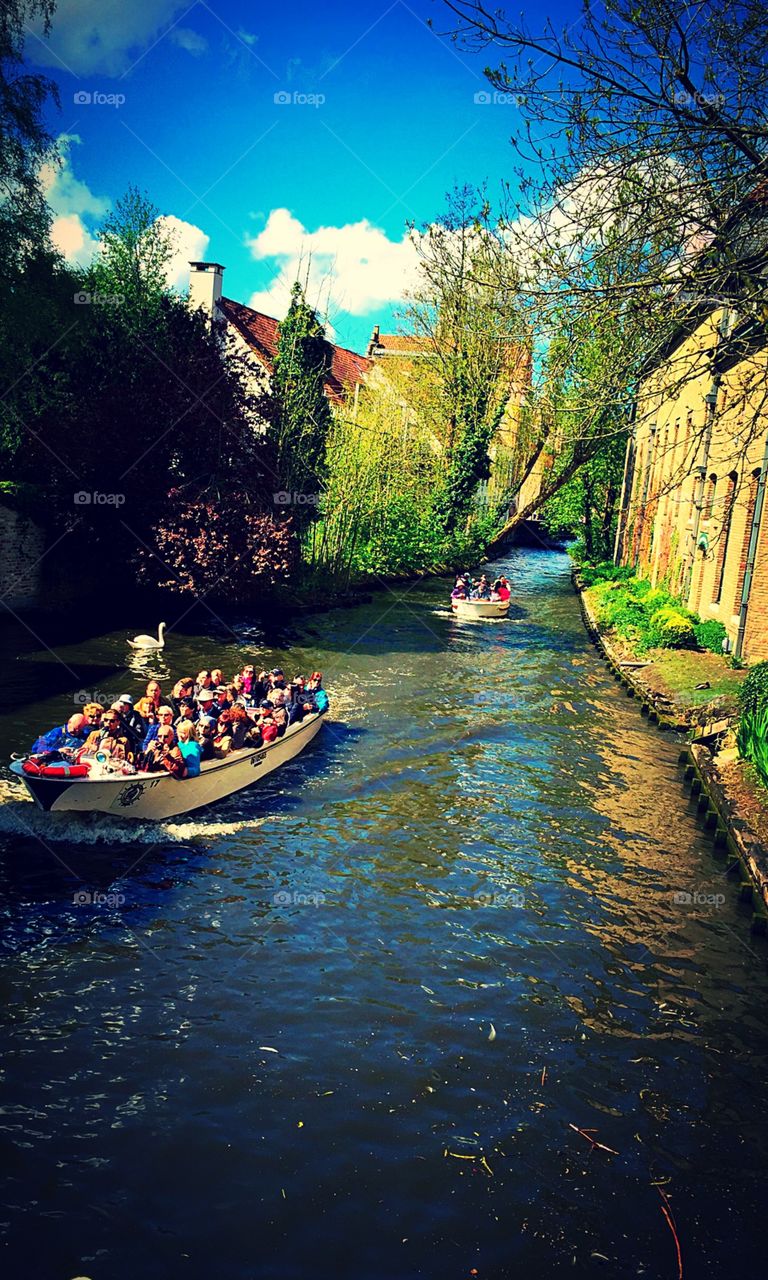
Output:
[{"xmin": 1, "ymin": 549, "xmax": 767, "ymax": 1280}]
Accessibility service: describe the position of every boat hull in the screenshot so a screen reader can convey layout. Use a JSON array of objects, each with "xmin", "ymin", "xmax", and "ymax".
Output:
[
  {"xmin": 451, "ymin": 598, "xmax": 510, "ymax": 619},
  {"xmin": 10, "ymin": 712, "xmax": 326, "ymax": 821}
]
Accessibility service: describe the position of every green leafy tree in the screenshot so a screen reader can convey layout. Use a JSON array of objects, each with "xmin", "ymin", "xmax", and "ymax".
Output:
[
  {"xmin": 271, "ymin": 281, "xmax": 333, "ymax": 517},
  {"xmin": 0, "ymin": 1, "xmax": 62, "ymax": 475},
  {"xmin": 404, "ymin": 185, "xmax": 525, "ymax": 533}
]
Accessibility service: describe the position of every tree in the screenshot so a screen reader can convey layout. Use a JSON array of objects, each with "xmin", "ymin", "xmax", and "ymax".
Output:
[
  {"xmin": 0, "ymin": 1, "xmax": 63, "ymax": 477},
  {"xmin": 271, "ymin": 281, "xmax": 333, "ymax": 521},
  {"xmin": 441, "ymin": 0, "xmax": 768, "ymax": 484},
  {"xmin": 403, "ymin": 185, "xmax": 527, "ymax": 533},
  {"xmin": 0, "ymin": 0, "xmax": 58, "ymax": 276},
  {"xmin": 88, "ymin": 186, "xmax": 176, "ymax": 325}
]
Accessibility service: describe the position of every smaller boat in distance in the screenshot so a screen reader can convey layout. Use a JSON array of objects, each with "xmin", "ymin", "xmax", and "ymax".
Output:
[
  {"xmin": 451, "ymin": 597, "xmax": 510, "ymax": 620},
  {"xmin": 128, "ymin": 622, "xmax": 167, "ymax": 650}
]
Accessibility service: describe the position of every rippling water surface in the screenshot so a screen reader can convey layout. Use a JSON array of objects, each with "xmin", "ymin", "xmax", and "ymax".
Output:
[{"xmin": 1, "ymin": 550, "xmax": 767, "ymax": 1280}]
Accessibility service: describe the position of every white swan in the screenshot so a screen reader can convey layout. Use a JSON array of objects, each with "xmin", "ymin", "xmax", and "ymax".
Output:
[{"xmin": 128, "ymin": 622, "xmax": 167, "ymax": 650}]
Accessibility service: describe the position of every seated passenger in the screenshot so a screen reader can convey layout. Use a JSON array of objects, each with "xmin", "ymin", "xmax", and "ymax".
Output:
[
  {"xmin": 31, "ymin": 712, "xmax": 90, "ymax": 756},
  {"xmin": 210, "ymin": 669, "xmax": 224, "ymax": 688},
  {"xmin": 307, "ymin": 672, "xmax": 329, "ymax": 713},
  {"xmin": 259, "ymin": 708, "xmax": 279, "ymax": 743},
  {"xmin": 471, "ymin": 575, "xmax": 491, "ymax": 600},
  {"xmin": 135, "ymin": 680, "xmax": 162, "ymax": 721},
  {"xmin": 195, "ymin": 687, "xmax": 217, "ymax": 719},
  {"xmin": 143, "ymin": 726, "xmax": 188, "ymax": 778},
  {"xmin": 142, "ymin": 706, "xmax": 177, "ymax": 751},
  {"xmin": 174, "ymin": 698, "xmax": 197, "ymax": 728},
  {"xmin": 196, "ymin": 715, "xmax": 217, "ymax": 761},
  {"xmin": 497, "ymin": 577, "xmax": 511, "ymax": 602},
  {"xmin": 117, "ymin": 694, "xmax": 146, "ymax": 744},
  {"xmin": 176, "ymin": 721, "xmax": 202, "ymax": 777},
  {"xmin": 194, "ymin": 670, "xmax": 213, "ymax": 696},
  {"xmin": 170, "ymin": 678, "xmax": 195, "ymax": 713},
  {"xmin": 227, "ymin": 705, "xmax": 250, "ymax": 749},
  {"xmin": 213, "ymin": 710, "xmax": 234, "ymax": 758},
  {"xmin": 80, "ymin": 707, "xmax": 134, "ymax": 765},
  {"xmin": 450, "ymin": 577, "xmax": 467, "ymax": 600}
]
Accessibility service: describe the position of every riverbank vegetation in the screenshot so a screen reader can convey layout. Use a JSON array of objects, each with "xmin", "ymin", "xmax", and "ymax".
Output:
[{"xmin": 578, "ymin": 558, "xmax": 730, "ymax": 655}]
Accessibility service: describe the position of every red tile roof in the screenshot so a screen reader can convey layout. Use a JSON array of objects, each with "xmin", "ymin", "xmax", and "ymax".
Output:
[{"xmin": 219, "ymin": 296, "xmax": 371, "ymax": 404}]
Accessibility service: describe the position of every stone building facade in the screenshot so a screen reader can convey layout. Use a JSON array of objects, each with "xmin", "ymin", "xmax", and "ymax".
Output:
[{"xmin": 614, "ymin": 306, "xmax": 768, "ymax": 662}]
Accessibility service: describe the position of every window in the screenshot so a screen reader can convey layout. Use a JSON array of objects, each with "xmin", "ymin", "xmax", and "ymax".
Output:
[{"xmin": 712, "ymin": 473, "xmax": 737, "ymax": 605}]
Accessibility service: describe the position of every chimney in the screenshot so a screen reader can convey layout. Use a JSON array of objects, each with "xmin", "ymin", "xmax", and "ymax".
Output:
[
  {"xmin": 366, "ymin": 323, "xmax": 382, "ymax": 358},
  {"xmin": 189, "ymin": 261, "xmax": 225, "ymax": 326}
]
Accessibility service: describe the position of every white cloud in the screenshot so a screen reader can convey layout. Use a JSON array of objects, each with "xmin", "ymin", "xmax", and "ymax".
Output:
[
  {"xmin": 245, "ymin": 208, "xmax": 421, "ymax": 322},
  {"xmin": 170, "ymin": 27, "xmax": 208, "ymax": 57},
  {"xmin": 39, "ymin": 136, "xmax": 209, "ymax": 284},
  {"xmin": 40, "ymin": 134, "xmax": 109, "ymax": 266},
  {"xmin": 157, "ymin": 214, "xmax": 210, "ymax": 291},
  {"xmin": 26, "ymin": 0, "xmax": 193, "ymax": 76}
]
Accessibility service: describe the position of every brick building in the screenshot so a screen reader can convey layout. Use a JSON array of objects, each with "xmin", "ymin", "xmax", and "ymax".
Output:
[{"xmin": 614, "ymin": 305, "xmax": 768, "ymax": 662}]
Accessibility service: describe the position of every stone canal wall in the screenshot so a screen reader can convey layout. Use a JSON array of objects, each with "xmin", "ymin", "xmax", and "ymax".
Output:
[{"xmin": 573, "ymin": 567, "xmax": 768, "ymax": 927}]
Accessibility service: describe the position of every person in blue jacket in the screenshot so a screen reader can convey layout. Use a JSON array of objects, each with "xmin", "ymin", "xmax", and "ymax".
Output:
[{"xmin": 31, "ymin": 713, "xmax": 90, "ymax": 755}]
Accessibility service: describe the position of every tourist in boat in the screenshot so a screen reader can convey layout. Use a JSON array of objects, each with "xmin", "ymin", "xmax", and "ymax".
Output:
[
  {"xmin": 30, "ymin": 712, "xmax": 91, "ymax": 755},
  {"xmin": 117, "ymin": 694, "xmax": 146, "ymax": 740},
  {"xmin": 108, "ymin": 702, "xmax": 144, "ymax": 755},
  {"xmin": 493, "ymin": 578, "xmax": 511, "ymax": 602},
  {"xmin": 195, "ymin": 687, "xmax": 217, "ymax": 719},
  {"xmin": 141, "ymin": 706, "xmax": 177, "ymax": 752},
  {"xmin": 194, "ymin": 670, "xmax": 213, "ymax": 696},
  {"xmin": 80, "ymin": 707, "xmax": 135, "ymax": 765},
  {"xmin": 258, "ymin": 706, "xmax": 279, "ymax": 743},
  {"xmin": 451, "ymin": 577, "xmax": 467, "ymax": 600},
  {"xmin": 135, "ymin": 680, "xmax": 162, "ymax": 721},
  {"xmin": 196, "ymin": 715, "xmax": 217, "ymax": 761},
  {"xmin": 471, "ymin": 575, "xmax": 492, "ymax": 600},
  {"xmin": 213, "ymin": 710, "xmax": 235, "ymax": 758},
  {"xmin": 174, "ymin": 699, "xmax": 197, "ymax": 730},
  {"xmin": 169, "ymin": 678, "xmax": 195, "ymax": 714},
  {"xmin": 176, "ymin": 721, "xmax": 202, "ymax": 777},
  {"xmin": 210, "ymin": 668, "xmax": 224, "ymax": 688},
  {"xmin": 241, "ymin": 666, "xmax": 255, "ymax": 698},
  {"xmin": 307, "ymin": 672, "xmax": 329, "ymax": 713},
  {"xmin": 143, "ymin": 726, "xmax": 188, "ymax": 779}
]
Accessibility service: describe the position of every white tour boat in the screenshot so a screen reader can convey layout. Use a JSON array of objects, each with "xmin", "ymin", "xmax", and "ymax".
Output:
[
  {"xmin": 10, "ymin": 709, "xmax": 326, "ymax": 822},
  {"xmin": 451, "ymin": 597, "xmax": 510, "ymax": 620}
]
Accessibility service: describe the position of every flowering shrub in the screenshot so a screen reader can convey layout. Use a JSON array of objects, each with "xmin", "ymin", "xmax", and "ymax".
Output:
[{"xmin": 140, "ymin": 497, "xmax": 298, "ymax": 599}]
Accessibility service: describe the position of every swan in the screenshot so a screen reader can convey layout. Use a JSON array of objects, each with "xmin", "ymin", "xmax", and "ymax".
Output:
[{"xmin": 128, "ymin": 622, "xmax": 167, "ymax": 650}]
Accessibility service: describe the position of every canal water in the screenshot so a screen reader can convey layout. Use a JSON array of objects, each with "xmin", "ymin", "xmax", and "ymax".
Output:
[{"xmin": 1, "ymin": 549, "xmax": 767, "ymax": 1280}]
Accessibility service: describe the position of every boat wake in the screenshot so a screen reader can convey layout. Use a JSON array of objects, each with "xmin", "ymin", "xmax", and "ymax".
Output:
[{"xmin": 0, "ymin": 777, "xmax": 264, "ymax": 845}]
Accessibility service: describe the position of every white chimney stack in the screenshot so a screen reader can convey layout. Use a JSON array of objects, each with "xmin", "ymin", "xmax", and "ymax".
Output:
[{"xmin": 188, "ymin": 261, "xmax": 225, "ymax": 326}]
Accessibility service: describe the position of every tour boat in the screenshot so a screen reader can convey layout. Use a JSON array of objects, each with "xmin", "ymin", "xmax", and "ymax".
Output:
[
  {"xmin": 10, "ymin": 709, "xmax": 326, "ymax": 822},
  {"xmin": 451, "ymin": 597, "xmax": 510, "ymax": 620}
]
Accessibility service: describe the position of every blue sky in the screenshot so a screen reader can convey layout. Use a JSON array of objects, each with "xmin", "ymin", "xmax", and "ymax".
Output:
[{"xmin": 28, "ymin": 0, "xmax": 574, "ymax": 351}]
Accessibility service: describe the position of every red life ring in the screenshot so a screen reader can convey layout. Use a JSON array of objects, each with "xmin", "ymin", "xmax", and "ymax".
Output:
[{"xmin": 22, "ymin": 759, "xmax": 91, "ymax": 778}]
